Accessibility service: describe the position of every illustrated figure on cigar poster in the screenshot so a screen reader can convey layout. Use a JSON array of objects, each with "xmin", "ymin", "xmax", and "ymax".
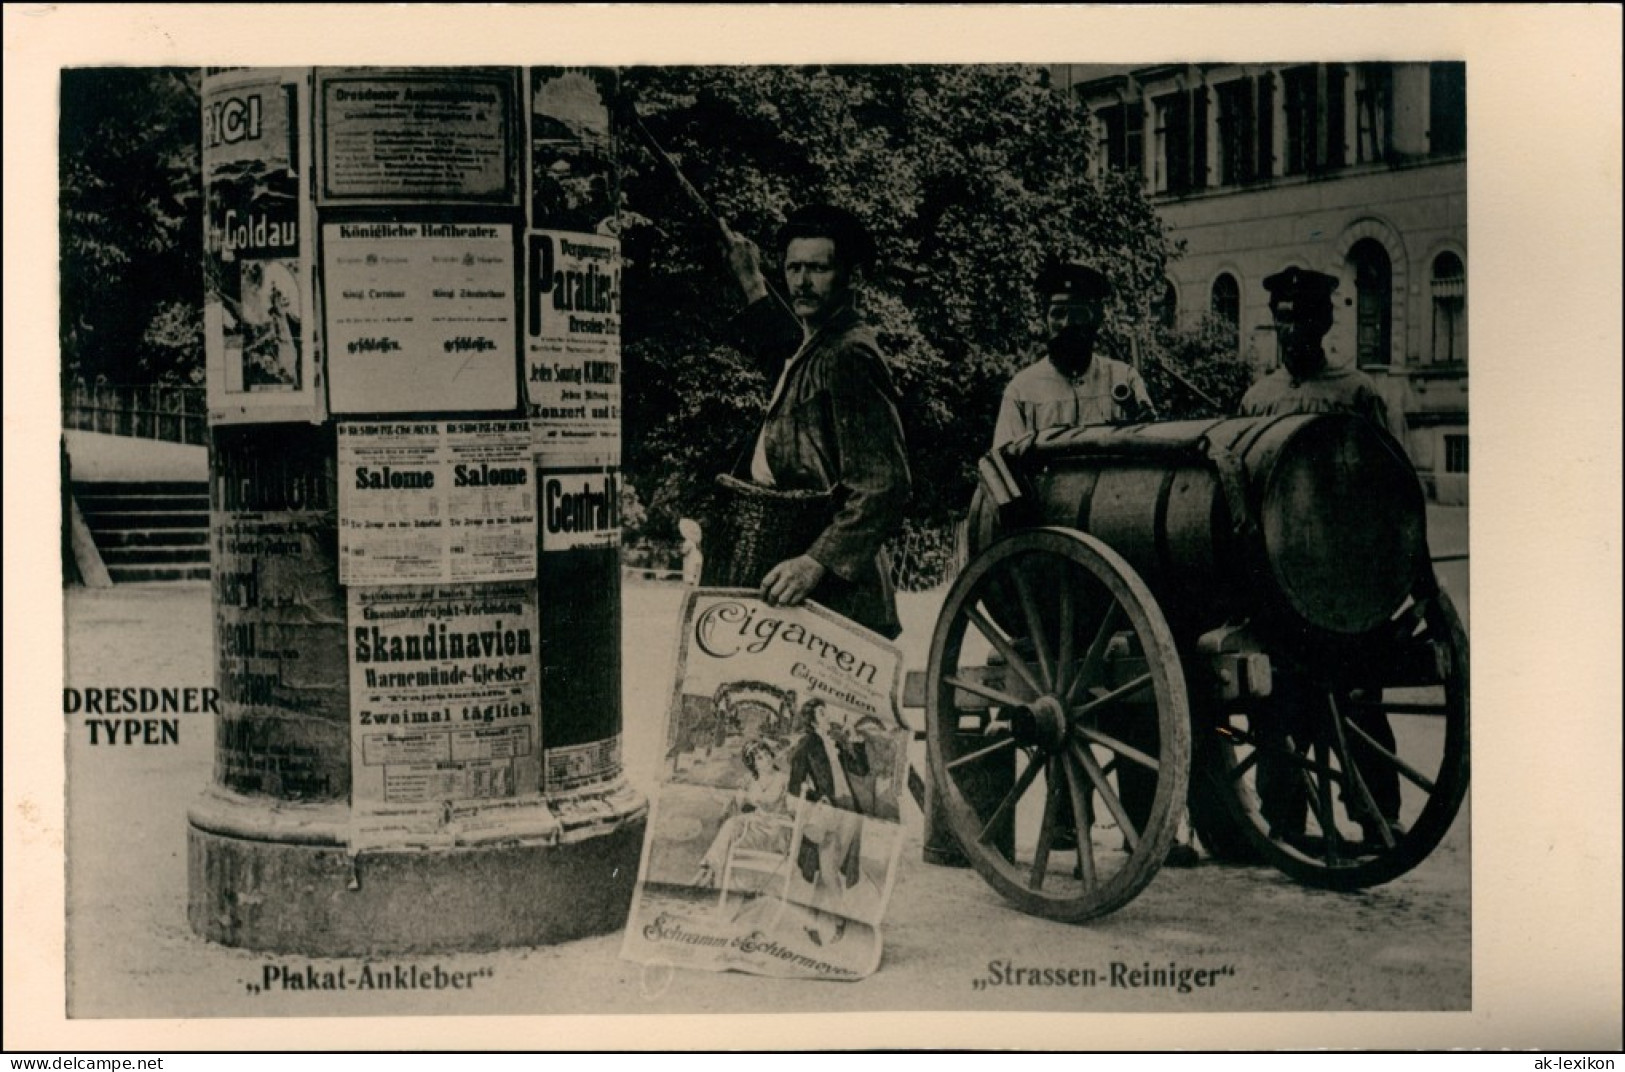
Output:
[
  {"xmin": 622, "ymin": 590, "xmax": 911, "ymax": 979},
  {"xmin": 627, "ymin": 594, "xmax": 916, "ymax": 981},
  {"xmin": 619, "ymin": 198, "xmax": 917, "ymax": 976}
]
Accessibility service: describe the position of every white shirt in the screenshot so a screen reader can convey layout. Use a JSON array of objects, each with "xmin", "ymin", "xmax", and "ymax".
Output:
[
  {"xmin": 749, "ymin": 331, "xmax": 816, "ymax": 485},
  {"xmin": 993, "ymin": 354, "xmax": 1153, "ymax": 447}
]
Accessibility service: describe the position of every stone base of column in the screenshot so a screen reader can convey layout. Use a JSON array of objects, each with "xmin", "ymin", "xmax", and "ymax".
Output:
[{"xmin": 187, "ymin": 786, "xmax": 647, "ymax": 955}]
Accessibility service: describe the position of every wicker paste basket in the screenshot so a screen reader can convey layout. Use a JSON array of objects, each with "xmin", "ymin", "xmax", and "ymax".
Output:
[{"xmin": 700, "ymin": 473, "xmax": 833, "ymax": 589}]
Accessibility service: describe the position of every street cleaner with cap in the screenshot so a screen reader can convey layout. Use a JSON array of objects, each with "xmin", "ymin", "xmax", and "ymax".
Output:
[
  {"xmin": 990, "ymin": 258, "xmax": 1199, "ymax": 868},
  {"xmin": 1243, "ymin": 265, "xmax": 1403, "ymax": 855},
  {"xmin": 1240, "ymin": 266, "xmax": 1394, "ymax": 432},
  {"xmin": 993, "ymin": 259, "xmax": 1156, "ymax": 447}
]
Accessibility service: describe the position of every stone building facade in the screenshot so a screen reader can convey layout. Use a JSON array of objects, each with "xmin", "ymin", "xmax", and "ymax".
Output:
[{"xmin": 1056, "ymin": 63, "xmax": 1468, "ymax": 503}]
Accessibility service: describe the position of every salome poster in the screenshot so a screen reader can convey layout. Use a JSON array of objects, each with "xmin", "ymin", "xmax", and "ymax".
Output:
[{"xmin": 337, "ymin": 420, "xmax": 536, "ymax": 585}]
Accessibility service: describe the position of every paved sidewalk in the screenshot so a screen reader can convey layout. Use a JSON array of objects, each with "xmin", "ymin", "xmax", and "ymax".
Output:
[{"xmin": 61, "ymin": 546, "xmax": 1472, "ymax": 1025}]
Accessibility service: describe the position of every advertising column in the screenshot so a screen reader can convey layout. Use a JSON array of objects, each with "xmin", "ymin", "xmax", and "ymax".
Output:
[
  {"xmin": 189, "ymin": 67, "xmax": 645, "ymax": 956},
  {"xmin": 527, "ymin": 69, "xmax": 628, "ymax": 826}
]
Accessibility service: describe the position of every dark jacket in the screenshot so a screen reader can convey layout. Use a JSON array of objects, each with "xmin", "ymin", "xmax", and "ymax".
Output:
[
  {"xmin": 730, "ymin": 298, "xmax": 911, "ymax": 638},
  {"xmin": 786, "ymin": 727, "xmax": 871, "ymax": 810}
]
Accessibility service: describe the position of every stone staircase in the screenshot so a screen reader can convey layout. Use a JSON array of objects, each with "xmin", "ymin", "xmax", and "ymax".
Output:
[{"xmin": 73, "ymin": 480, "xmax": 211, "ymax": 583}]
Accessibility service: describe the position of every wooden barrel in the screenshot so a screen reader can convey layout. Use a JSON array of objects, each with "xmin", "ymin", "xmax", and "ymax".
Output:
[{"xmin": 969, "ymin": 413, "xmax": 1427, "ymax": 637}]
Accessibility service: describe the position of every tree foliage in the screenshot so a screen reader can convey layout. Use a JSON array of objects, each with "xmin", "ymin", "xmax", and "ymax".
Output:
[
  {"xmin": 60, "ymin": 67, "xmax": 204, "ymax": 386},
  {"xmin": 1138, "ymin": 313, "xmax": 1258, "ymax": 420},
  {"xmin": 57, "ymin": 65, "xmax": 1233, "ymax": 541},
  {"xmin": 616, "ymin": 65, "xmax": 1182, "ymax": 537}
]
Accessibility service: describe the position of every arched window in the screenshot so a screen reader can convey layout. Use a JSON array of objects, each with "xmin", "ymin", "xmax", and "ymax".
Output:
[
  {"xmin": 1431, "ymin": 251, "xmax": 1466, "ymax": 364},
  {"xmin": 1155, "ymin": 278, "xmax": 1178, "ymax": 329},
  {"xmin": 1348, "ymin": 238, "xmax": 1392, "ymax": 367},
  {"xmin": 1210, "ymin": 273, "xmax": 1240, "ymax": 352}
]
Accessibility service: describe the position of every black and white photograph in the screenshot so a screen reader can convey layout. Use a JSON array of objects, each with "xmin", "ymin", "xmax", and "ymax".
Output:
[{"xmin": 6, "ymin": 4, "xmax": 1621, "ymax": 1054}]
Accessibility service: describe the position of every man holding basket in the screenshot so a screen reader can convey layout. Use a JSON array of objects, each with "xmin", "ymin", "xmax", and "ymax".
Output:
[{"xmin": 710, "ymin": 204, "xmax": 912, "ymax": 640}]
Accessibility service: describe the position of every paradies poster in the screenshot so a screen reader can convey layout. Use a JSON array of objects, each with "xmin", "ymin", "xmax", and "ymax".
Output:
[
  {"xmin": 622, "ymin": 592, "xmax": 911, "ymax": 980},
  {"xmin": 525, "ymin": 229, "xmax": 622, "ymax": 457},
  {"xmin": 338, "ymin": 419, "xmax": 536, "ymax": 585},
  {"xmin": 346, "ymin": 582, "xmax": 542, "ymax": 848}
]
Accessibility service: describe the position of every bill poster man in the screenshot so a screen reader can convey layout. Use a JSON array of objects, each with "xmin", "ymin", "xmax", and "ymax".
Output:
[{"xmin": 716, "ymin": 204, "xmax": 911, "ymax": 640}]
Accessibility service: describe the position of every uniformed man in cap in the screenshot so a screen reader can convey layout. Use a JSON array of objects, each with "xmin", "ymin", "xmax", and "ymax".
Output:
[
  {"xmin": 993, "ymin": 260, "xmax": 1155, "ymax": 448},
  {"xmin": 992, "ymin": 259, "xmax": 1197, "ymax": 866},
  {"xmin": 1241, "ymin": 266, "xmax": 1394, "ymax": 433},
  {"xmin": 1243, "ymin": 265, "xmax": 1402, "ymax": 852},
  {"xmin": 720, "ymin": 204, "xmax": 911, "ymax": 639}
]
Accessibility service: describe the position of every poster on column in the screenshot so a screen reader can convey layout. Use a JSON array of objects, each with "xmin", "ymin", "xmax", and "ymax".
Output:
[
  {"xmin": 534, "ymin": 435, "xmax": 624, "ymax": 791},
  {"xmin": 211, "ymin": 429, "xmax": 349, "ymax": 799},
  {"xmin": 535, "ymin": 436, "xmax": 621, "ymax": 552},
  {"xmin": 317, "ymin": 69, "xmax": 518, "ymax": 203},
  {"xmin": 322, "ymin": 221, "xmax": 519, "ymax": 413},
  {"xmin": 528, "ymin": 67, "xmax": 617, "ymax": 232},
  {"xmin": 621, "ymin": 591, "xmax": 912, "ymax": 980},
  {"xmin": 526, "ymin": 230, "xmax": 622, "ymax": 458},
  {"xmin": 346, "ymin": 582, "xmax": 543, "ymax": 848},
  {"xmin": 536, "ymin": 460, "xmax": 621, "ymax": 552},
  {"xmin": 338, "ymin": 420, "xmax": 536, "ymax": 585},
  {"xmin": 202, "ymin": 68, "xmax": 321, "ymax": 424}
]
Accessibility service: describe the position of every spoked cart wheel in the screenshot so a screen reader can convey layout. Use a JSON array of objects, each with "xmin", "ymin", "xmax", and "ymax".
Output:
[
  {"xmin": 1204, "ymin": 584, "xmax": 1470, "ymax": 890},
  {"xmin": 925, "ymin": 527, "xmax": 1191, "ymax": 922}
]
